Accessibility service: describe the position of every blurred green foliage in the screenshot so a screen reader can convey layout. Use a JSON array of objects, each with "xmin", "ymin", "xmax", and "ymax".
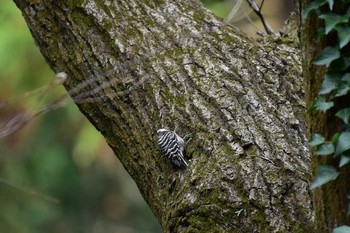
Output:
[
  {"xmin": 202, "ymin": 0, "xmax": 232, "ymax": 18},
  {"xmin": 0, "ymin": 1, "xmax": 161, "ymax": 232}
]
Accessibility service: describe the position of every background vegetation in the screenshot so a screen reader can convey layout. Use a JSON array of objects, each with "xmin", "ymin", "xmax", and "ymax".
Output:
[{"xmin": 0, "ymin": 1, "xmax": 293, "ymax": 232}]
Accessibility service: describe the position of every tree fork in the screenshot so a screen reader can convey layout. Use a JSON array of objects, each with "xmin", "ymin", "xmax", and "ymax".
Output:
[{"xmin": 13, "ymin": 0, "xmax": 314, "ymax": 232}]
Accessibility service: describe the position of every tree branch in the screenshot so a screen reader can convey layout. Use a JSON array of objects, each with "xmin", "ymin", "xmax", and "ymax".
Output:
[{"xmin": 246, "ymin": 0, "xmax": 275, "ymax": 35}]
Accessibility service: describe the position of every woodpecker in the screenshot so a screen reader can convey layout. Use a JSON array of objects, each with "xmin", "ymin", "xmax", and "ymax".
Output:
[{"xmin": 157, "ymin": 129, "xmax": 188, "ymax": 170}]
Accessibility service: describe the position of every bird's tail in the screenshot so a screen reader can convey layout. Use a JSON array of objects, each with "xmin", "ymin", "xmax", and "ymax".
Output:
[{"xmin": 179, "ymin": 157, "xmax": 188, "ymax": 170}]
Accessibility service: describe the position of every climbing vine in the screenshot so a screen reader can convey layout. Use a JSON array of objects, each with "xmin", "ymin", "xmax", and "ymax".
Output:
[{"xmin": 304, "ymin": 0, "xmax": 350, "ymax": 231}]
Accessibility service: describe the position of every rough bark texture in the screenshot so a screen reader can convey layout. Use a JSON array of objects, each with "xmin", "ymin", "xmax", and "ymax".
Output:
[
  {"xmin": 302, "ymin": 0, "xmax": 350, "ymax": 231},
  {"xmin": 14, "ymin": 0, "xmax": 314, "ymax": 232}
]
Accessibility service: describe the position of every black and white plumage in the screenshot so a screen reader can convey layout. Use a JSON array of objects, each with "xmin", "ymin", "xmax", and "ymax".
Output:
[{"xmin": 157, "ymin": 129, "xmax": 188, "ymax": 170}]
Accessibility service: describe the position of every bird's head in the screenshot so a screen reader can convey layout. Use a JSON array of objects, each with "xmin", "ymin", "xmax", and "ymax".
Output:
[{"xmin": 157, "ymin": 128, "xmax": 169, "ymax": 137}]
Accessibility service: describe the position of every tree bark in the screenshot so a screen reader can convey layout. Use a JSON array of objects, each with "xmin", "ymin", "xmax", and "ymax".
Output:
[{"xmin": 13, "ymin": 0, "xmax": 314, "ymax": 232}]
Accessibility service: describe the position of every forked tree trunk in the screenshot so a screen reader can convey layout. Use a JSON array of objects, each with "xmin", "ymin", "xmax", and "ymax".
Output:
[{"xmin": 14, "ymin": 0, "xmax": 314, "ymax": 232}]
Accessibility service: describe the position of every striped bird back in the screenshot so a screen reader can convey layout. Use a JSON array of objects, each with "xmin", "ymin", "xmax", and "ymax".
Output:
[{"xmin": 157, "ymin": 130, "xmax": 187, "ymax": 170}]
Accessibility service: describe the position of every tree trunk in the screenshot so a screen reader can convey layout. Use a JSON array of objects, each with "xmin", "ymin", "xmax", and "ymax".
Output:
[
  {"xmin": 302, "ymin": 0, "xmax": 350, "ymax": 231},
  {"xmin": 13, "ymin": 0, "xmax": 314, "ymax": 232}
]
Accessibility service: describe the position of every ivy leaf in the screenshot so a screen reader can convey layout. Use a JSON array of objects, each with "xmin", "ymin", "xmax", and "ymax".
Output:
[
  {"xmin": 332, "ymin": 133, "xmax": 340, "ymax": 144},
  {"xmin": 336, "ymin": 24, "xmax": 350, "ymax": 48},
  {"xmin": 337, "ymin": 73, "xmax": 350, "ymax": 96},
  {"xmin": 339, "ymin": 154, "xmax": 350, "ymax": 167},
  {"xmin": 333, "ymin": 225, "xmax": 350, "ymax": 233},
  {"xmin": 302, "ymin": 0, "xmax": 327, "ymax": 19},
  {"xmin": 335, "ymin": 132, "xmax": 350, "ymax": 156},
  {"xmin": 308, "ymin": 134, "xmax": 325, "ymax": 146},
  {"xmin": 330, "ymin": 57, "xmax": 350, "ymax": 72},
  {"xmin": 336, "ymin": 86, "xmax": 350, "ymax": 96},
  {"xmin": 319, "ymin": 73, "xmax": 341, "ymax": 94},
  {"xmin": 319, "ymin": 13, "xmax": 348, "ymax": 34},
  {"xmin": 336, "ymin": 108, "xmax": 350, "ymax": 124},
  {"xmin": 335, "ymin": 84, "xmax": 350, "ymax": 97},
  {"xmin": 342, "ymin": 73, "xmax": 350, "ymax": 85},
  {"xmin": 313, "ymin": 96, "xmax": 334, "ymax": 111},
  {"xmin": 310, "ymin": 165, "xmax": 339, "ymax": 189},
  {"xmin": 315, "ymin": 143, "xmax": 335, "ymax": 156},
  {"xmin": 326, "ymin": 0, "xmax": 334, "ymax": 10},
  {"xmin": 313, "ymin": 46, "xmax": 340, "ymax": 66}
]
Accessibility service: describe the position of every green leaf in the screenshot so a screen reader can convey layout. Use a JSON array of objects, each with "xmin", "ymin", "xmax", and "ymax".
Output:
[
  {"xmin": 342, "ymin": 73, "xmax": 350, "ymax": 85},
  {"xmin": 319, "ymin": 73, "xmax": 341, "ymax": 94},
  {"xmin": 336, "ymin": 24, "xmax": 350, "ymax": 48},
  {"xmin": 330, "ymin": 57, "xmax": 350, "ymax": 72},
  {"xmin": 319, "ymin": 13, "xmax": 348, "ymax": 34},
  {"xmin": 315, "ymin": 143, "xmax": 335, "ymax": 156},
  {"xmin": 336, "ymin": 108, "xmax": 350, "ymax": 124},
  {"xmin": 302, "ymin": 0, "xmax": 327, "ymax": 19},
  {"xmin": 333, "ymin": 225, "xmax": 350, "ymax": 233},
  {"xmin": 308, "ymin": 134, "xmax": 325, "ymax": 146},
  {"xmin": 313, "ymin": 46, "xmax": 340, "ymax": 66},
  {"xmin": 332, "ymin": 133, "xmax": 340, "ymax": 144},
  {"xmin": 326, "ymin": 0, "xmax": 334, "ymax": 10},
  {"xmin": 336, "ymin": 85, "xmax": 350, "ymax": 97},
  {"xmin": 311, "ymin": 165, "xmax": 339, "ymax": 189},
  {"xmin": 339, "ymin": 154, "xmax": 350, "ymax": 167},
  {"xmin": 335, "ymin": 132, "xmax": 350, "ymax": 155},
  {"xmin": 337, "ymin": 73, "xmax": 350, "ymax": 96},
  {"xmin": 313, "ymin": 96, "xmax": 334, "ymax": 111}
]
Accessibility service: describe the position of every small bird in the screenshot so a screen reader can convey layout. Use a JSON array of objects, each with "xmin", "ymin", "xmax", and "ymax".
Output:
[{"xmin": 157, "ymin": 128, "xmax": 188, "ymax": 170}]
